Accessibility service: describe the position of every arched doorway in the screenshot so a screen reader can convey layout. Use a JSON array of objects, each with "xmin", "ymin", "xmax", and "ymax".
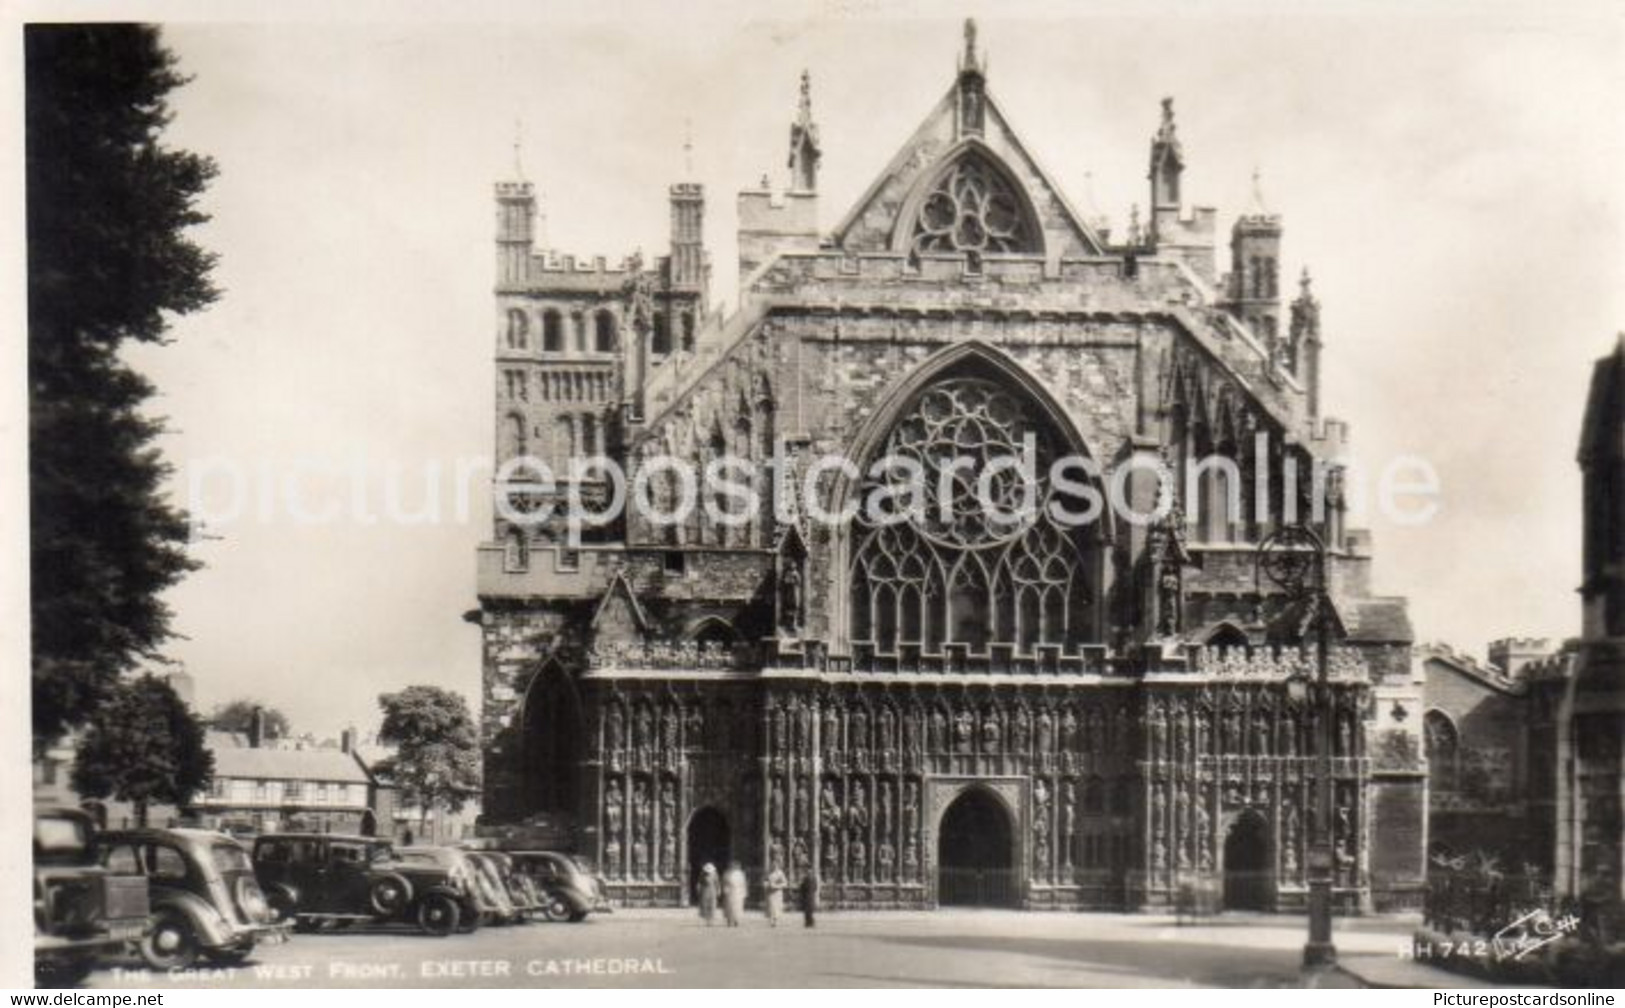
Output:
[
  {"xmin": 686, "ymin": 807, "xmax": 729, "ymax": 904},
  {"xmin": 1223, "ymin": 810, "xmax": 1272, "ymax": 911},
  {"xmin": 522, "ymin": 664, "xmax": 583, "ymax": 818},
  {"xmin": 937, "ymin": 788, "xmax": 1017, "ymax": 907}
]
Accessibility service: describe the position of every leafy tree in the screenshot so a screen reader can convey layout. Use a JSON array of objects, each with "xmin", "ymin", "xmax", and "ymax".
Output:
[
  {"xmin": 27, "ymin": 25, "xmax": 218, "ymax": 750},
  {"xmin": 374, "ymin": 686, "xmax": 481, "ymax": 835},
  {"xmin": 208, "ymin": 699, "xmax": 291, "ymax": 740},
  {"xmin": 71, "ymin": 674, "xmax": 214, "ymax": 826}
]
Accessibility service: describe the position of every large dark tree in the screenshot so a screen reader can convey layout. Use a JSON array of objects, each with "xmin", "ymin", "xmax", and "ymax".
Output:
[
  {"xmin": 374, "ymin": 686, "xmax": 481, "ymax": 835},
  {"xmin": 71, "ymin": 674, "xmax": 214, "ymax": 827},
  {"xmin": 208, "ymin": 699, "xmax": 291, "ymax": 740},
  {"xmin": 27, "ymin": 25, "xmax": 218, "ymax": 749}
]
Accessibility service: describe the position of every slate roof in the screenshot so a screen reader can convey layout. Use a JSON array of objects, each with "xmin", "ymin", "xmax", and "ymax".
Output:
[{"xmin": 207, "ymin": 731, "xmax": 371, "ymax": 784}]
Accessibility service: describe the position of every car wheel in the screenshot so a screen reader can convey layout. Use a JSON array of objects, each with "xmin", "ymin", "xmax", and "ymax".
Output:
[
  {"xmin": 542, "ymin": 895, "xmax": 573, "ymax": 922},
  {"xmin": 369, "ymin": 873, "xmax": 413, "ymax": 917},
  {"xmin": 415, "ymin": 894, "xmax": 459, "ymax": 937},
  {"xmin": 456, "ymin": 907, "xmax": 483, "ymax": 934},
  {"xmin": 141, "ymin": 911, "xmax": 200, "ymax": 971}
]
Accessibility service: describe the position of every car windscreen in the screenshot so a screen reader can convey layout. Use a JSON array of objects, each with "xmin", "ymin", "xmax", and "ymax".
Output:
[
  {"xmin": 34, "ymin": 816, "xmax": 88, "ymax": 856},
  {"xmin": 211, "ymin": 843, "xmax": 253, "ymax": 873}
]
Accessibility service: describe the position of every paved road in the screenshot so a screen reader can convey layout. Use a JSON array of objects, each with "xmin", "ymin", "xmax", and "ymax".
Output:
[{"xmin": 83, "ymin": 908, "xmax": 1425, "ymax": 988}]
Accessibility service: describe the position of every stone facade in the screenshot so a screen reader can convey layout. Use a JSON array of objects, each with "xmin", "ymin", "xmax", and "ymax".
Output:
[
  {"xmin": 473, "ymin": 22, "xmax": 1422, "ymax": 911},
  {"xmin": 1561, "ymin": 335, "xmax": 1624, "ymax": 910},
  {"xmin": 1418, "ymin": 640, "xmax": 1570, "ymax": 872}
]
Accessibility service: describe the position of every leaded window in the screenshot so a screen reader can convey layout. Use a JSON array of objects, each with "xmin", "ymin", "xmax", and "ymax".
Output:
[
  {"xmin": 849, "ymin": 375, "xmax": 1095, "ymax": 654},
  {"xmin": 910, "ymin": 153, "xmax": 1038, "ymax": 264}
]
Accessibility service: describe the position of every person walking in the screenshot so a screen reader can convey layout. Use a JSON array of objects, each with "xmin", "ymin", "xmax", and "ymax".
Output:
[
  {"xmin": 721, "ymin": 862, "xmax": 747, "ymax": 927},
  {"xmin": 697, "ymin": 863, "xmax": 719, "ymax": 926},
  {"xmin": 798, "ymin": 871, "xmax": 818, "ymax": 928},
  {"xmin": 763, "ymin": 865, "xmax": 788, "ymax": 926}
]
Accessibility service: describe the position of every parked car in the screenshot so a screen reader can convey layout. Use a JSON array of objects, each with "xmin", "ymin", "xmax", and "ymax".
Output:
[
  {"xmin": 508, "ymin": 851, "xmax": 610, "ymax": 922},
  {"xmin": 385, "ymin": 846, "xmax": 489, "ymax": 933},
  {"xmin": 251, "ymin": 833, "xmax": 479, "ymax": 937},
  {"xmin": 458, "ymin": 851, "xmax": 524, "ymax": 925},
  {"xmin": 481, "ymin": 851, "xmax": 545, "ymax": 918},
  {"xmin": 33, "ymin": 806, "xmax": 150, "ymax": 985},
  {"xmin": 97, "ymin": 828, "xmax": 290, "ymax": 970},
  {"xmin": 463, "ymin": 851, "xmax": 539, "ymax": 923}
]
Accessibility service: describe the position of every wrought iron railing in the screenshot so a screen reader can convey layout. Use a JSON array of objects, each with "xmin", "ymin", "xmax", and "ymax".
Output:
[{"xmin": 937, "ymin": 867, "xmax": 1021, "ymax": 907}]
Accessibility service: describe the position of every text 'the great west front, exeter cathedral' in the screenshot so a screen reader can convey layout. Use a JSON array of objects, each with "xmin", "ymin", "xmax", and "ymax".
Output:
[{"xmin": 472, "ymin": 22, "xmax": 1426, "ymax": 912}]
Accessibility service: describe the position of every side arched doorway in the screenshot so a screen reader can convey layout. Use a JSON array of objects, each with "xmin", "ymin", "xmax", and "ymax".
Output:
[
  {"xmin": 1223, "ymin": 810, "xmax": 1272, "ymax": 911},
  {"xmin": 522, "ymin": 664, "xmax": 583, "ymax": 818},
  {"xmin": 937, "ymin": 788, "xmax": 1018, "ymax": 907},
  {"xmin": 686, "ymin": 807, "xmax": 729, "ymax": 904}
]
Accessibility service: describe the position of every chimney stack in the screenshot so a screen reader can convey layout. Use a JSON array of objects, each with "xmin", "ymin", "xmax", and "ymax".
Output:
[
  {"xmin": 340, "ymin": 727, "xmax": 356, "ymax": 755},
  {"xmin": 249, "ymin": 706, "xmax": 266, "ymax": 749}
]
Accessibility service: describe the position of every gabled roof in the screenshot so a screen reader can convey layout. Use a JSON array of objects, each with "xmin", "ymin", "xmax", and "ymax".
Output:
[
  {"xmin": 207, "ymin": 732, "xmax": 371, "ymax": 784},
  {"xmin": 591, "ymin": 571, "xmax": 650, "ymax": 634},
  {"xmin": 829, "ymin": 75, "xmax": 1105, "ymax": 258}
]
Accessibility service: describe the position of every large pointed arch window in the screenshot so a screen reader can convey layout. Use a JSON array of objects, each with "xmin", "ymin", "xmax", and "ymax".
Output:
[
  {"xmin": 909, "ymin": 152, "xmax": 1040, "ymax": 265},
  {"xmin": 849, "ymin": 372, "xmax": 1097, "ymax": 657}
]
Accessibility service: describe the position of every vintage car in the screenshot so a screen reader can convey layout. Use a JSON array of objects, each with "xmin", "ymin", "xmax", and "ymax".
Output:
[
  {"xmin": 97, "ymin": 828, "xmax": 290, "ymax": 970},
  {"xmin": 458, "ymin": 851, "xmax": 522, "ymax": 925},
  {"xmin": 251, "ymin": 833, "xmax": 479, "ymax": 937},
  {"xmin": 463, "ymin": 851, "xmax": 538, "ymax": 923},
  {"xmin": 481, "ymin": 851, "xmax": 545, "ymax": 917},
  {"xmin": 33, "ymin": 806, "xmax": 150, "ymax": 985},
  {"xmin": 508, "ymin": 851, "xmax": 611, "ymax": 922}
]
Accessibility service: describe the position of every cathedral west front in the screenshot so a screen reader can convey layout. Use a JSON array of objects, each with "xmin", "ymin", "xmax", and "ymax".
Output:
[{"xmin": 472, "ymin": 22, "xmax": 1428, "ymax": 912}]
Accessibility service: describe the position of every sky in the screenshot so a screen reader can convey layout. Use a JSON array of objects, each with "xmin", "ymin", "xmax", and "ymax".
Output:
[{"xmin": 83, "ymin": 0, "xmax": 1624, "ymax": 737}]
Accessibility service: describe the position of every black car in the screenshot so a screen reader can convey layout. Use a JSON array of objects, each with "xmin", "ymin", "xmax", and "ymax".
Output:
[
  {"xmin": 251, "ymin": 833, "xmax": 480, "ymax": 937},
  {"xmin": 98, "ymin": 828, "xmax": 289, "ymax": 970},
  {"xmin": 33, "ymin": 807, "xmax": 150, "ymax": 985}
]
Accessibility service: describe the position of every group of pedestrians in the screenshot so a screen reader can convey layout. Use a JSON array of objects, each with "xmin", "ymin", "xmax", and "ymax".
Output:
[{"xmin": 696, "ymin": 863, "xmax": 819, "ymax": 928}]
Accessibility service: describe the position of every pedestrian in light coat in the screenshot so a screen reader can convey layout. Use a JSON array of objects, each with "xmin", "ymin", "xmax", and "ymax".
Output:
[
  {"xmin": 697, "ymin": 863, "xmax": 719, "ymax": 926},
  {"xmin": 721, "ymin": 862, "xmax": 747, "ymax": 926},
  {"xmin": 764, "ymin": 865, "xmax": 788, "ymax": 926}
]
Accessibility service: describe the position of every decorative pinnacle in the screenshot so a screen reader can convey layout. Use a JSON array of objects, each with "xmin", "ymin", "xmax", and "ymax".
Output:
[
  {"xmin": 959, "ymin": 17, "xmax": 983, "ymax": 74},
  {"xmin": 683, "ymin": 118, "xmax": 694, "ymax": 176},
  {"xmin": 1248, "ymin": 165, "xmax": 1270, "ymax": 216},
  {"xmin": 1157, "ymin": 97, "xmax": 1177, "ymax": 140},
  {"xmin": 1298, "ymin": 267, "xmax": 1315, "ymax": 300},
  {"xmin": 798, "ymin": 69, "xmax": 812, "ymax": 120}
]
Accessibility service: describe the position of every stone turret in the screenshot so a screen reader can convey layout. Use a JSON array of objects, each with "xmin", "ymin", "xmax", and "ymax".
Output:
[
  {"xmin": 1229, "ymin": 168, "xmax": 1282, "ymax": 348},
  {"xmin": 737, "ymin": 72, "xmax": 822, "ymax": 286},
  {"xmin": 1147, "ymin": 98, "xmax": 1217, "ymax": 283}
]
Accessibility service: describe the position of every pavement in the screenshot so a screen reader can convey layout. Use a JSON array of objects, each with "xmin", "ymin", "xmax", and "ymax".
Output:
[{"xmin": 81, "ymin": 908, "xmax": 1487, "ymax": 989}]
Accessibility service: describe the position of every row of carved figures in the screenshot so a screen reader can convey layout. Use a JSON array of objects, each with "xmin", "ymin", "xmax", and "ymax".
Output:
[
  {"xmin": 601, "ymin": 772, "xmax": 681, "ymax": 881},
  {"xmin": 764, "ymin": 696, "xmax": 1137, "ymax": 758},
  {"xmin": 597, "ymin": 689, "xmax": 1367, "ymax": 768},
  {"xmin": 1145, "ymin": 689, "xmax": 1365, "ymax": 763}
]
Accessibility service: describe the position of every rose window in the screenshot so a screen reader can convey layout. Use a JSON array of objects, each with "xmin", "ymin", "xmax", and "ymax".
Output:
[{"xmin": 910, "ymin": 154, "xmax": 1037, "ymax": 262}]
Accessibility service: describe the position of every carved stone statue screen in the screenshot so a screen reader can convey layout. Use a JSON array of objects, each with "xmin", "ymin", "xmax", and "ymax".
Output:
[{"xmin": 849, "ymin": 375, "xmax": 1094, "ymax": 654}]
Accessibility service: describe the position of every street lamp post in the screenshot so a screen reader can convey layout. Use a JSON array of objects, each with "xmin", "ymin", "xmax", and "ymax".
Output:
[{"xmin": 1258, "ymin": 523, "xmax": 1337, "ymax": 970}]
